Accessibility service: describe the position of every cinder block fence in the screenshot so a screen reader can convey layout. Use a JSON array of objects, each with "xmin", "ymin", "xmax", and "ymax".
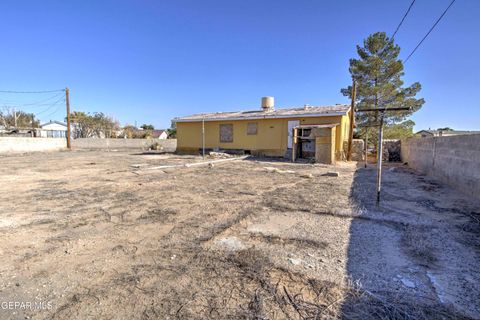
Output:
[{"xmin": 401, "ymin": 134, "xmax": 480, "ymax": 198}]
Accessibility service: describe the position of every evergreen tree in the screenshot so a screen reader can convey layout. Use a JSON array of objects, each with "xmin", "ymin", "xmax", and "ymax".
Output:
[{"xmin": 341, "ymin": 32, "xmax": 424, "ymax": 143}]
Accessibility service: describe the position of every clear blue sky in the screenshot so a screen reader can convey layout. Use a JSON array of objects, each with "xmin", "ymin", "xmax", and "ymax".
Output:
[{"xmin": 1, "ymin": 0, "xmax": 478, "ymax": 130}]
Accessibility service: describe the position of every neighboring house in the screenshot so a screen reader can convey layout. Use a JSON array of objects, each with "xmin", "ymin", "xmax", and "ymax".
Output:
[
  {"xmin": 151, "ymin": 129, "xmax": 168, "ymax": 139},
  {"xmin": 39, "ymin": 121, "xmax": 67, "ymax": 138},
  {"xmin": 173, "ymin": 97, "xmax": 352, "ymax": 164},
  {"xmin": 415, "ymin": 129, "xmax": 480, "ymax": 138}
]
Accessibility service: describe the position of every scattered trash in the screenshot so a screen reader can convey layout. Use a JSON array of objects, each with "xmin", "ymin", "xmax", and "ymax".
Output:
[
  {"xmin": 397, "ymin": 275, "xmax": 416, "ymax": 288},
  {"xmin": 145, "ymin": 155, "xmax": 249, "ymax": 170},
  {"xmin": 322, "ymin": 171, "xmax": 339, "ymax": 177},
  {"xmin": 209, "ymin": 152, "xmax": 232, "ymax": 159},
  {"xmin": 299, "ymin": 173, "xmax": 313, "ymax": 179},
  {"xmin": 427, "ymin": 271, "xmax": 445, "ymax": 303},
  {"xmin": 130, "ymin": 163, "xmax": 149, "ymax": 168},
  {"xmin": 150, "ymin": 142, "xmax": 164, "ymax": 151},
  {"xmin": 288, "ymin": 258, "xmax": 303, "ymax": 266},
  {"xmin": 216, "ymin": 236, "xmax": 246, "ymax": 251},
  {"xmin": 264, "ymin": 167, "xmax": 296, "ymax": 174}
]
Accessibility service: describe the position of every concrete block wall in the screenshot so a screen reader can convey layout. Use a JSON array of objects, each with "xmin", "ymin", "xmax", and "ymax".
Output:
[
  {"xmin": 351, "ymin": 139, "xmax": 364, "ymax": 161},
  {"xmin": 401, "ymin": 134, "xmax": 480, "ymax": 198},
  {"xmin": 0, "ymin": 137, "xmax": 66, "ymax": 153},
  {"xmin": 71, "ymin": 138, "xmax": 177, "ymax": 152}
]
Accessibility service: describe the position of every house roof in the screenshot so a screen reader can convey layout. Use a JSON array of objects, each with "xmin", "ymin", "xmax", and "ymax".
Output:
[
  {"xmin": 40, "ymin": 120, "xmax": 67, "ymax": 127},
  {"xmin": 151, "ymin": 129, "xmax": 167, "ymax": 138},
  {"xmin": 173, "ymin": 104, "xmax": 350, "ymax": 123}
]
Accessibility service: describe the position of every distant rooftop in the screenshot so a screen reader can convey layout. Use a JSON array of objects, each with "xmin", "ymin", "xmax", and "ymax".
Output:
[
  {"xmin": 416, "ymin": 129, "xmax": 480, "ymax": 136},
  {"xmin": 174, "ymin": 104, "xmax": 350, "ymax": 123},
  {"xmin": 40, "ymin": 120, "xmax": 67, "ymax": 127}
]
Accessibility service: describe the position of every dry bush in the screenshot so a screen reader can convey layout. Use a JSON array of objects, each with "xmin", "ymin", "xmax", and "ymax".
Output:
[
  {"xmin": 149, "ymin": 248, "xmax": 465, "ymax": 320},
  {"xmin": 136, "ymin": 207, "xmax": 178, "ymax": 223},
  {"xmin": 249, "ymin": 232, "xmax": 329, "ymax": 250}
]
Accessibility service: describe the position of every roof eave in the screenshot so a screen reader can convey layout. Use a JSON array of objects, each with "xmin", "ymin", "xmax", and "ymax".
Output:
[{"xmin": 173, "ymin": 110, "xmax": 349, "ymax": 123}]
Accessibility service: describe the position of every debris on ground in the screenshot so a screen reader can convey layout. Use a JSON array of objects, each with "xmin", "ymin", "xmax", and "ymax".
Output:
[
  {"xmin": 264, "ymin": 166, "xmax": 296, "ymax": 174},
  {"xmin": 398, "ymin": 276, "xmax": 416, "ymax": 289},
  {"xmin": 322, "ymin": 171, "xmax": 340, "ymax": 177},
  {"xmin": 299, "ymin": 173, "xmax": 314, "ymax": 179},
  {"xmin": 288, "ymin": 257, "xmax": 303, "ymax": 266},
  {"xmin": 130, "ymin": 163, "xmax": 149, "ymax": 168},
  {"xmin": 209, "ymin": 151, "xmax": 233, "ymax": 158},
  {"xmin": 0, "ymin": 152, "xmax": 478, "ymax": 319},
  {"xmin": 215, "ymin": 236, "xmax": 247, "ymax": 251}
]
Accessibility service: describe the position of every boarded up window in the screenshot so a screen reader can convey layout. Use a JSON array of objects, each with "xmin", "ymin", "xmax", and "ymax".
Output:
[
  {"xmin": 220, "ymin": 124, "xmax": 233, "ymax": 142},
  {"xmin": 247, "ymin": 122, "xmax": 258, "ymax": 135}
]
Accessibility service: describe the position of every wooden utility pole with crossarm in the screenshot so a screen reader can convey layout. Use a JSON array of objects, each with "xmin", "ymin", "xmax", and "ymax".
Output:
[
  {"xmin": 356, "ymin": 106, "xmax": 411, "ymax": 204},
  {"xmin": 347, "ymin": 79, "xmax": 356, "ymax": 161},
  {"xmin": 65, "ymin": 87, "xmax": 71, "ymax": 150}
]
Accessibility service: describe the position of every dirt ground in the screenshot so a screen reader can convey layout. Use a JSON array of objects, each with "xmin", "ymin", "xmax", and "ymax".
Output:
[{"xmin": 0, "ymin": 151, "xmax": 479, "ymax": 319}]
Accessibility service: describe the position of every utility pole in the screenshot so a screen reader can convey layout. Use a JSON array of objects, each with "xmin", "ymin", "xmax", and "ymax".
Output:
[
  {"xmin": 202, "ymin": 116, "xmax": 205, "ymax": 159},
  {"xmin": 14, "ymin": 108, "xmax": 17, "ymax": 128},
  {"xmin": 65, "ymin": 87, "xmax": 71, "ymax": 149},
  {"xmin": 347, "ymin": 79, "xmax": 356, "ymax": 161},
  {"xmin": 356, "ymin": 106, "xmax": 410, "ymax": 205},
  {"xmin": 376, "ymin": 111, "xmax": 385, "ymax": 205},
  {"xmin": 364, "ymin": 128, "xmax": 368, "ymax": 168}
]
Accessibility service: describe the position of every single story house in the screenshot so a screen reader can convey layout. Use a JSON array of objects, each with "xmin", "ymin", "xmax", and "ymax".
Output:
[
  {"xmin": 39, "ymin": 121, "xmax": 67, "ymax": 138},
  {"xmin": 151, "ymin": 129, "xmax": 168, "ymax": 140},
  {"xmin": 173, "ymin": 97, "xmax": 352, "ymax": 164},
  {"xmin": 415, "ymin": 129, "xmax": 480, "ymax": 138}
]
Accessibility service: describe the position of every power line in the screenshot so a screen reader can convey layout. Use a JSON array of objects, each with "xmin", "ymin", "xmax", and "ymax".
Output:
[
  {"xmin": 34, "ymin": 97, "xmax": 66, "ymax": 115},
  {"xmin": 392, "ymin": 0, "xmax": 416, "ymax": 39},
  {"xmin": 20, "ymin": 92, "xmax": 65, "ymax": 106},
  {"xmin": 405, "ymin": 0, "xmax": 456, "ymax": 62},
  {"xmin": 0, "ymin": 92, "xmax": 65, "ymax": 109},
  {"xmin": 0, "ymin": 89, "xmax": 65, "ymax": 94},
  {"xmin": 1, "ymin": 96, "xmax": 66, "ymax": 116},
  {"xmin": 43, "ymin": 104, "xmax": 64, "ymax": 118}
]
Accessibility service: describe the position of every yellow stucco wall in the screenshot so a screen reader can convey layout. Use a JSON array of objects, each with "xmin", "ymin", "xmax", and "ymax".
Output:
[{"xmin": 176, "ymin": 112, "xmax": 351, "ymax": 158}]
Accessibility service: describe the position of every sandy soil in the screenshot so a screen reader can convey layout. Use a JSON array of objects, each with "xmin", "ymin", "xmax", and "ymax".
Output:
[{"xmin": 0, "ymin": 151, "xmax": 478, "ymax": 319}]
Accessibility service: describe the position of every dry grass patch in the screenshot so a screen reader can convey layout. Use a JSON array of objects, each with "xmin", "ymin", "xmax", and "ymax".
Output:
[{"xmin": 401, "ymin": 225, "xmax": 438, "ymax": 266}]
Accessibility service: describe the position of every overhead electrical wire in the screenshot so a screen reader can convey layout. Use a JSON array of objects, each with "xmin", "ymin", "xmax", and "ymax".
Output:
[
  {"xmin": 404, "ymin": 0, "xmax": 456, "ymax": 62},
  {"xmin": 43, "ymin": 104, "xmax": 64, "ymax": 118},
  {"xmin": 392, "ymin": 0, "xmax": 416, "ymax": 39},
  {"xmin": 34, "ymin": 97, "xmax": 66, "ymax": 115},
  {"xmin": 0, "ymin": 92, "xmax": 65, "ymax": 109},
  {"xmin": 0, "ymin": 89, "xmax": 65, "ymax": 94}
]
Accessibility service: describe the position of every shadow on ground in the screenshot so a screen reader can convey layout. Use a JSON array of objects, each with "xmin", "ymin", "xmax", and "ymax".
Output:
[{"xmin": 341, "ymin": 163, "xmax": 480, "ymax": 319}]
